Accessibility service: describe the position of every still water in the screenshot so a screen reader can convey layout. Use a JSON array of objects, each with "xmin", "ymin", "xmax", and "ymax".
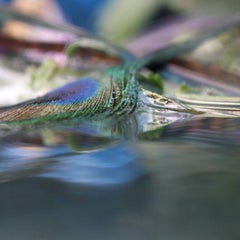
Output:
[{"xmin": 0, "ymin": 115, "xmax": 239, "ymax": 240}]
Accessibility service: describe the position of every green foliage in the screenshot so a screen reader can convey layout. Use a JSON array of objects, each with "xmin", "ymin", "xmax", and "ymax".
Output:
[
  {"xmin": 139, "ymin": 72, "xmax": 164, "ymax": 94},
  {"xmin": 178, "ymin": 82, "xmax": 195, "ymax": 94},
  {"xmin": 27, "ymin": 59, "xmax": 60, "ymax": 90}
]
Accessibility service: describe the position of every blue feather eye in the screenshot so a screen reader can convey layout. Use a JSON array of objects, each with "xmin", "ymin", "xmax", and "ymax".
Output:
[{"xmin": 44, "ymin": 78, "xmax": 99, "ymax": 105}]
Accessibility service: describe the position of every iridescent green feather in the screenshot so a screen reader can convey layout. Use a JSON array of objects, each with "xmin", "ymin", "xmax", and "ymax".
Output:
[{"xmin": 0, "ymin": 16, "xmax": 240, "ymax": 124}]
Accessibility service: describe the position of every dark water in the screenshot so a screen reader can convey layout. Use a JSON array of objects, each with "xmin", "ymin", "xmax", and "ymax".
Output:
[{"xmin": 0, "ymin": 115, "xmax": 240, "ymax": 240}]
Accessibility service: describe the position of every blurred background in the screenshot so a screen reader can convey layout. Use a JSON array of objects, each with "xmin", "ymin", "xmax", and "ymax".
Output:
[{"xmin": 1, "ymin": 0, "xmax": 240, "ymax": 43}]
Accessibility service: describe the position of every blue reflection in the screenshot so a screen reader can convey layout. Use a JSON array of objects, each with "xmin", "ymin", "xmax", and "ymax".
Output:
[
  {"xmin": 0, "ymin": 144, "xmax": 71, "ymax": 178},
  {"xmin": 39, "ymin": 143, "xmax": 144, "ymax": 186}
]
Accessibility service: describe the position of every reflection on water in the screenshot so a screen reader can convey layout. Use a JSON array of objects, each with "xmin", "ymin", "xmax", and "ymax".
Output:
[
  {"xmin": 38, "ymin": 143, "xmax": 143, "ymax": 185},
  {"xmin": 0, "ymin": 115, "xmax": 239, "ymax": 239},
  {"xmin": 0, "ymin": 117, "xmax": 142, "ymax": 185},
  {"xmin": 0, "ymin": 141, "xmax": 240, "ymax": 240}
]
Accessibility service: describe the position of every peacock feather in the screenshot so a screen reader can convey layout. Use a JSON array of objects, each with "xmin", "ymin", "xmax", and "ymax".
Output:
[
  {"xmin": 0, "ymin": 12, "xmax": 240, "ymax": 124},
  {"xmin": 0, "ymin": 67, "xmax": 139, "ymax": 124}
]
